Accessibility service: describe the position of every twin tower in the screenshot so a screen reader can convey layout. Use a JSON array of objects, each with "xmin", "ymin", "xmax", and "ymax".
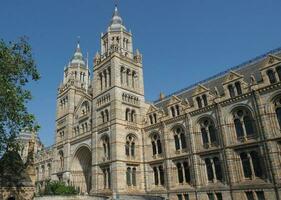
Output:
[{"xmin": 55, "ymin": 6, "xmax": 147, "ymax": 196}]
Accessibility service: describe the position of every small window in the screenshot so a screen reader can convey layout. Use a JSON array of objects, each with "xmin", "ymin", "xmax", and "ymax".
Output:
[
  {"xmin": 196, "ymin": 97, "xmax": 202, "ymax": 108},
  {"xmin": 267, "ymin": 69, "xmax": 277, "ymax": 84},
  {"xmin": 202, "ymin": 94, "xmax": 208, "ymax": 107},
  {"xmin": 235, "ymin": 82, "xmax": 242, "ymax": 95},
  {"xmin": 228, "ymin": 84, "xmax": 235, "ymax": 98}
]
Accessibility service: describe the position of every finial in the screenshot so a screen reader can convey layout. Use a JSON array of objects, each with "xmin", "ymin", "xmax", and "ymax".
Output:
[{"xmin": 77, "ymin": 36, "xmax": 81, "ymax": 49}]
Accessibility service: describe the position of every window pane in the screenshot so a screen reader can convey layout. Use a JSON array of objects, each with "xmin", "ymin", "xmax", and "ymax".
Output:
[
  {"xmin": 197, "ymin": 97, "xmax": 202, "ymax": 108},
  {"xmin": 213, "ymin": 157, "xmax": 223, "ymax": 181},
  {"xmin": 125, "ymin": 142, "xmax": 130, "ymax": 156},
  {"xmin": 184, "ymin": 194, "xmax": 190, "ymax": 200},
  {"xmin": 153, "ymin": 167, "xmax": 158, "ymax": 185},
  {"xmin": 276, "ymin": 108, "xmax": 281, "ymax": 129},
  {"xmin": 177, "ymin": 194, "xmax": 183, "ymax": 200},
  {"xmin": 250, "ymin": 151, "xmax": 263, "ymax": 177},
  {"xmin": 245, "ymin": 192, "xmax": 254, "ymax": 200},
  {"xmin": 157, "ymin": 139, "xmax": 162, "ymax": 154},
  {"xmin": 152, "ymin": 141, "xmax": 157, "ymax": 155},
  {"xmin": 201, "ymin": 128, "xmax": 209, "ymax": 144},
  {"xmin": 234, "ymin": 119, "xmax": 244, "ymax": 138},
  {"xmin": 177, "ymin": 163, "xmax": 183, "ymax": 183},
  {"xmin": 159, "ymin": 166, "xmax": 165, "ymax": 185},
  {"xmin": 180, "ymin": 133, "xmax": 187, "ymax": 149},
  {"xmin": 235, "ymin": 82, "xmax": 242, "ymax": 95},
  {"xmin": 202, "ymin": 94, "xmax": 208, "ymax": 107},
  {"xmin": 209, "ymin": 125, "xmax": 217, "ymax": 143},
  {"xmin": 207, "ymin": 193, "xmax": 215, "ymax": 200},
  {"xmin": 276, "ymin": 66, "xmax": 281, "ymax": 81},
  {"xmin": 132, "ymin": 168, "xmax": 136, "ymax": 186},
  {"xmin": 126, "ymin": 168, "xmax": 131, "ymax": 186},
  {"xmin": 183, "ymin": 162, "xmax": 191, "ymax": 183},
  {"xmin": 244, "ymin": 116, "xmax": 254, "ymax": 136},
  {"xmin": 205, "ymin": 158, "xmax": 214, "ymax": 181},
  {"xmin": 240, "ymin": 153, "xmax": 252, "ymax": 178},
  {"xmin": 174, "ymin": 135, "xmax": 180, "ymax": 150},
  {"xmin": 256, "ymin": 191, "xmax": 265, "ymax": 200},
  {"xmin": 216, "ymin": 193, "xmax": 223, "ymax": 200},
  {"xmin": 131, "ymin": 142, "xmax": 135, "ymax": 157},
  {"xmin": 267, "ymin": 70, "xmax": 277, "ymax": 84},
  {"xmin": 228, "ymin": 85, "xmax": 235, "ymax": 98}
]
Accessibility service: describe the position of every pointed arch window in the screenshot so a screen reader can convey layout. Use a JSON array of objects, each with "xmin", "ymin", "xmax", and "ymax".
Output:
[
  {"xmin": 204, "ymin": 156, "xmax": 223, "ymax": 182},
  {"xmin": 239, "ymin": 150, "xmax": 264, "ymax": 179},
  {"xmin": 267, "ymin": 69, "xmax": 277, "ymax": 84},
  {"xmin": 240, "ymin": 152, "xmax": 252, "ymax": 178},
  {"xmin": 235, "ymin": 82, "xmax": 242, "ymax": 95},
  {"xmin": 151, "ymin": 133, "xmax": 162, "ymax": 156},
  {"xmin": 126, "ymin": 166, "xmax": 137, "ymax": 187},
  {"xmin": 196, "ymin": 97, "xmax": 202, "ymax": 109},
  {"xmin": 125, "ymin": 135, "xmax": 136, "ymax": 157},
  {"xmin": 176, "ymin": 161, "xmax": 191, "ymax": 184},
  {"xmin": 199, "ymin": 118, "xmax": 217, "ymax": 147},
  {"xmin": 202, "ymin": 94, "xmax": 208, "ymax": 107},
  {"xmin": 102, "ymin": 136, "xmax": 110, "ymax": 160},
  {"xmin": 233, "ymin": 109, "xmax": 255, "ymax": 139},
  {"xmin": 213, "ymin": 157, "xmax": 222, "ymax": 181},
  {"xmin": 173, "ymin": 126, "xmax": 187, "ymax": 150},
  {"xmin": 228, "ymin": 85, "xmax": 235, "ymax": 98}
]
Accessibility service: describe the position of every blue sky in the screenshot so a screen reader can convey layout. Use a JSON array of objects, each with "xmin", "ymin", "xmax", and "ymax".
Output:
[{"xmin": 1, "ymin": 0, "xmax": 281, "ymax": 146}]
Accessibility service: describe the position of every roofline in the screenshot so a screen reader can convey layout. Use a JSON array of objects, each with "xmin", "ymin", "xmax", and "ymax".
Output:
[{"xmin": 153, "ymin": 46, "xmax": 281, "ymax": 105}]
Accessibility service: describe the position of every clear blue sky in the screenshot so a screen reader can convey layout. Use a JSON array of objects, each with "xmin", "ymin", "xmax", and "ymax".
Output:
[{"xmin": 1, "ymin": 0, "xmax": 281, "ymax": 146}]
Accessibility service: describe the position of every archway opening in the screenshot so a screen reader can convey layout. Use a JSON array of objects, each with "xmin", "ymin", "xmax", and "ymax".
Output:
[{"xmin": 70, "ymin": 146, "xmax": 92, "ymax": 194}]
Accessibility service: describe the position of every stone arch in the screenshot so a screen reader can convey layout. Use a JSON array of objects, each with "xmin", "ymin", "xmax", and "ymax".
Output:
[{"xmin": 70, "ymin": 145, "xmax": 92, "ymax": 194}]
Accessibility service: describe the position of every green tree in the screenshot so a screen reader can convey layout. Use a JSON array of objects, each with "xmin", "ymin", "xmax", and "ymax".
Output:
[{"xmin": 0, "ymin": 37, "xmax": 40, "ymax": 156}]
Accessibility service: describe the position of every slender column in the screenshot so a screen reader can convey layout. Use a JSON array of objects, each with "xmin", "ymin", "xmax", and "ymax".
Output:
[{"xmin": 211, "ymin": 159, "xmax": 217, "ymax": 182}]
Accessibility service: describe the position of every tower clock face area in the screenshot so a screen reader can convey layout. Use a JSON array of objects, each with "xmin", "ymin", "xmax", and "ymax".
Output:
[{"xmin": 32, "ymin": 4, "xmax": 281, "ymax": 200}]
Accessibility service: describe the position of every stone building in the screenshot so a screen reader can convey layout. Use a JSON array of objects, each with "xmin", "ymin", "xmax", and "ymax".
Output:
[{"xmin": 35, "ymin": 5, "xmax": 281, "ymax": 200}]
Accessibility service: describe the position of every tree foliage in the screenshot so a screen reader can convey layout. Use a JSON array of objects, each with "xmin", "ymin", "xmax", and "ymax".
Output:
[
  {"xmin": 41, "ymin": 181, "xmax": 78, "ymax": 196},
  {"xmin": 0, "ymin": 37, "xmax": 40, "ymax": 156}
]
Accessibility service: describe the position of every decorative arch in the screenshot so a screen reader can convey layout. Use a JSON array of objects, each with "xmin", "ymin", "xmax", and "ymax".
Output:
[{"xmin": 70, "ymin": 146, "xmax": 92, "ymax": 194}]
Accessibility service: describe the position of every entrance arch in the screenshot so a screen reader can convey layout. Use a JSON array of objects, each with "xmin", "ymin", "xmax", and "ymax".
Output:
[{"xmin": 70, "ymin": 146, "xmax": 92, "ymax": 194}]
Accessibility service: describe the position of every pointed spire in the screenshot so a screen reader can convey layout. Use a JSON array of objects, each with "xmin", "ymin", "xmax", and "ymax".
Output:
[
  {"xmin": 70, "ymin": 39, "xmax": 85, "ymax": 66},
  {"xmin": 108, "ymin": 4, "xmax": 126, "ymax": 31}
]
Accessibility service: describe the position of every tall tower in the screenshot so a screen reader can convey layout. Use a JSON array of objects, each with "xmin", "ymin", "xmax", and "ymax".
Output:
[
  {"xmin": 91, "ymin": 6, "xmax": 146, "ymax": 196},
  {"xmin": 54, "ymin": 42, "xmax": 91, "ymax": 182}
]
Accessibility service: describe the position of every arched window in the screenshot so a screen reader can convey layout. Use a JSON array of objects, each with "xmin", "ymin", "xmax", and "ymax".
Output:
[
  {"xmin": 240, "ymin": 152, "xmax": 252, "ymax": 178},
  {"xmin": 199, "ymin": 118, "xmax": 217, "ymax": 146},
  {"xmin": 153, "ymin": 113, "xmax": 157, "ymax": 124},
  {"xmin": 149, "ymin": 115, "xmax": 153, "ymax": 125},
  {"xmin": 274, "ymin": 97, "xmax": 281, "ymax": 129},
  {"xmin": 125, "ymin": 108, "xmax": 130, "ymax": 121},
  {"xmin": 105, "ymin": 109, "xmax": 109, "ymax": 122},
  {"xmin": 235, "ymin": 82, "xmax": 242, "ymax": 95},
  {"xmin": 125, "ymin": 135, "xmax": 136, "ymax": 157},
  {"xmin": 202, "ymin": 94, "xmax": 208, "ymax": 107},
  {"xmin": 131, "ymin": 110, "xmax": 136, "ymax": 122},
  {"xmin": 171, "ymin": 106, "xmax": 176, "ymax": 117},
  {"xmin": 213, "ymin": 157, "xmax": 222, "ymax": 181},
  {"xmin": 276, "ymin": 66, "xmax": 281, "ymax": 81},
  {"xmin": 102, "ymin": 136, "xmax": 110, "ymax": 160},
  {"xmin": 175, "ymin": 105, "xmax": 180, "ymax": 116},
  {"xmin": 228, "ymin": 85, "xmax": 235, "ymax": 98},
  {"xmin": 59, "ymin": 151, "xmax": 64, "ymax": 171},
  {"xmin": 151, "ymin": 133, "xmax": 162, "ymax": 155},
  {"xmin": 176, "ymin": 161, "xmax": 191, "ymax": 184},
  {"xmin": 233, "ymin": 109, "xmax": 255, "ymax": 139},
  {"xmin": 196, "ymin": 97, "xmax": 202, "ymax": 108},
  {"xmin": 173, "ymin": 126, "xmax": 187, "ymax": 150},
  {"xmin": 205, "ymin": 158, "xmax": 214, "ymax": 181},
  {"xmin": 267, "ymin": 69, "xmax": 277, "ymax": 84}
]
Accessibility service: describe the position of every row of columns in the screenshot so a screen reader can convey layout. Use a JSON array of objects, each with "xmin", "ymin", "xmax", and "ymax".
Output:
[{"xmin": 120, "ymin": 67, "xmax": 138, "ymax": 88}]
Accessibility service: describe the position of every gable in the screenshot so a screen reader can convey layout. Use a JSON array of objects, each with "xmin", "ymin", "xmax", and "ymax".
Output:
[{"xmin": 223, "ymin": 71, "xmax": 243, "ymax": 85}]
